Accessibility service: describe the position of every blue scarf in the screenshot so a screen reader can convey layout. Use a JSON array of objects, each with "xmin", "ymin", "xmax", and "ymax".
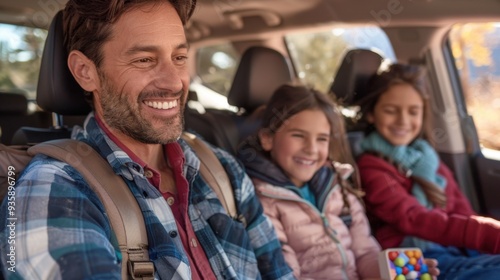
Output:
[
  {"xmin": 360, "ymin": 132, "xmax": 446, "ymax": 208},
  {"xmin": 360, "ymin": 132, "xmax": 447, "ymax": 250}
]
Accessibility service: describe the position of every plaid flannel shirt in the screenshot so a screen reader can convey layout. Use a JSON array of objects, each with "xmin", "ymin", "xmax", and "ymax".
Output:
[{"xmin": 0, "ymin": 113, "xmax": 293, "ymax": 280}]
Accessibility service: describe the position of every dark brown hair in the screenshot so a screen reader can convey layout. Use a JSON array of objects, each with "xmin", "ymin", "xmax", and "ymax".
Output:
[
  {"xmin": 63, "ymin": 0, "xmax": 196, "ymax": 68},
  {"xmin": 358, "ymin": 63, "xmax": 433, "ymax": 143},
  {"xmin": 358, "ymin": 64, "xmax": 446, "ymax": 208},
  {"xmin": 260, "ymin": 84, "xmax": 364, "ymax": 203}
]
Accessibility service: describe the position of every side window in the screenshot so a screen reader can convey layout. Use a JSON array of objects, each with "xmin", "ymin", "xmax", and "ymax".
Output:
[
  {"xmin": 449, "ymin": 23, "xmax": 500, "ymax": 152},
  {"xmin": 0, "ymin": 23, "xmax": 48, "ymax": 101},
  {"xmin": 285, "ymin": 26, "xmax": 396, "ymax": 93}
]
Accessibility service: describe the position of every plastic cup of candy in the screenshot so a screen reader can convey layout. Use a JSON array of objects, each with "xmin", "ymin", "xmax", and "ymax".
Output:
[{"xmin": 378, "ymin": 248, "xmax": 432, "ymax": 280}]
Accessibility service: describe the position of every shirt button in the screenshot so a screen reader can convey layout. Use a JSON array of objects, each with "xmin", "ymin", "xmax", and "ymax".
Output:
[
  {"xmin": 144, "ymin": 169, "xmax": 153, "ymax": 178},
  {"xmin": 132, "ymin": 165, "xmax": 141, "ymax": 172},
  {"xmin": 167, "ymin": 197, "xmax": 175, "ymax": 206},
  {"xmin": 169, "ymin": 231, "xmax": 178, "ymax": 238},
  {"xmin": 191, "ymin": 238, "xmax": 197, "ymax": 247}
]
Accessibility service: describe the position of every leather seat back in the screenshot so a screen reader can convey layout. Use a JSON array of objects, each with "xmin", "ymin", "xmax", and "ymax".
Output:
[
  {"xmin": 329, "ymin": 49, "xmax": 384, "ymax": 157},
  {"xmin": 12, "ymin": 10, "xmax": 90, "ymax": 145},
  {"xmin": 185, "ymin": 46, "xmax": 293, "ymax": 154}
]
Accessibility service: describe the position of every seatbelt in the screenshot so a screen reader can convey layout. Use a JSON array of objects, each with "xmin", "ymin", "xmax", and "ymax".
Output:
[
  {"xmin": 29, "ymin": 140, "xmax": 154, "ymax": 280},
  {"xmin": 25, "ymin": 133, "xmax": 240, "ymax": 278},
  {"xmin": 181, "ymin": 132, "xmax": 239, "ymax": 220}
]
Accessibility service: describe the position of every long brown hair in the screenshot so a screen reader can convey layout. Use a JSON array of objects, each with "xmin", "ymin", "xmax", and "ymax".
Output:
[
  {"xmin": 358, "ymin": 63, "xmax": 433, "ymax": 143},
  {"xmin": 357, "ymin": 64, "xmax": 446, "ymax": 208},
  {"xmin": 260, "ymin": 84, "xmax": 364, "ymax": 201}
]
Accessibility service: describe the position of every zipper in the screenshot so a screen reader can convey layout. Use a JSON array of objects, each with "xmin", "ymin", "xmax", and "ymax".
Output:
[
  {"xmin": 259, "ymin": 181, "xmax": 350, "ymax": 280},
  {"xmin": 318, "ymin": 178, "xmax": 350, "ymax": 280}
]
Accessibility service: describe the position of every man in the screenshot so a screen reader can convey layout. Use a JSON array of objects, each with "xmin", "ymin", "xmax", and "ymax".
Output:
[{"xmin": 0, "ymin": 0, "xmax": 294, "ymax": 279}]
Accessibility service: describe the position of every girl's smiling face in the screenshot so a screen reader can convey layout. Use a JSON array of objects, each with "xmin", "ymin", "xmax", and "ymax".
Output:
[
  {"xmin": 259, "ymin": 109, "xmax": 331, "ymax": 187},
  {"xmin": 368, "ymin": 83, "xmax": 424, "ymax": 146}
]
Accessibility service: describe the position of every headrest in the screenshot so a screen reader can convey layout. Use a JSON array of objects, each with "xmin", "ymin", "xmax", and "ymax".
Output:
[
  {"xmin": 37, "ymin": 10, "xmax": 91, "ymax": 115},
  {"xmin": 228, "ymin": 46, "xmax": 293, "ymax": 113},
  {"xmin": 0, "ymin": 92, "xmax": 27, "ymax": 114},
  {"xmin": 330, "ymin": 49, "xmax": 384, "ymax": 106}
]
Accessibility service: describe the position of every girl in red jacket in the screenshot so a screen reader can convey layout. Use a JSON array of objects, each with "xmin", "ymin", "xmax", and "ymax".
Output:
[
  {"xmin": 356, "ymin": 63, "xmax": 500, "ymax": 279},
  {"xmin": 238, "ymin": 84, "xmax": 438, "ymax": 280}
]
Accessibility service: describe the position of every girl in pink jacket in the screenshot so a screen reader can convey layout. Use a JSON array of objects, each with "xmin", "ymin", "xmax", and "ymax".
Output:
[
  {"xmin": 356, "ymin": 64, "xmax": 500, "ymax": 279},
  {"xmin": 237, "ymin": 84, "xmax": 438, "ymax": 280}
]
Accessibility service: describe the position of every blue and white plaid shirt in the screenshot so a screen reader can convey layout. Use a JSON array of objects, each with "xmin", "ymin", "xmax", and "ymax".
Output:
[{"xmin": 0, "ymin": 113, "xmax": 294, "ymax": 280}]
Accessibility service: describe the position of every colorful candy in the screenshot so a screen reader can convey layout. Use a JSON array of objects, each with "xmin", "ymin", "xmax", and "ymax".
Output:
[{"xmin": 379, "ymin": 248, "xmax": 431, "ymax": 280}]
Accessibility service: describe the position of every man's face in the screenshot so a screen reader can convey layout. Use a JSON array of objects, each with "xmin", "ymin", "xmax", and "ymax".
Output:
[{"xmin": 94, "ymin": 2, "xmax": 189, "ymax": 144}]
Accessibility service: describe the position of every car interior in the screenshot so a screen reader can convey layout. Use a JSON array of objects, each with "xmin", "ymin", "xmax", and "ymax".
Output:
[
  {"xmin": 1, "ymin": 0, "xmax": 500, "ymax": 222},
  {"xmin": 185, "ymin": 45, "xmax": 294, "ymax": 154}
]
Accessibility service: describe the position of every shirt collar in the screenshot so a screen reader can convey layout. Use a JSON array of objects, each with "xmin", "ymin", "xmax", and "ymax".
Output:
[
  {"xmin": 76, "ymin": 112, "xmax": 199, "ymax": 184},
  {"xmin": 94, "ymin": 113, "xmax": 186, "ymax": 177},
  {"xmin": 95, "ymin": 114, "xmax": 149, "ymax": 167}
]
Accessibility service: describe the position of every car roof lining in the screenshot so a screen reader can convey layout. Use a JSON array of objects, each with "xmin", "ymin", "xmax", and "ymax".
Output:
[{"xmin": 1, "ymin": 0, "xmax": 500, "ymax": 40}]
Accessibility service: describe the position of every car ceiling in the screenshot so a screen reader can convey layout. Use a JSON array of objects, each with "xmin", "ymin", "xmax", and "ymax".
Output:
[{"xmin": 1, "ymin": 0, "xmax": 500, "ymax": 42}]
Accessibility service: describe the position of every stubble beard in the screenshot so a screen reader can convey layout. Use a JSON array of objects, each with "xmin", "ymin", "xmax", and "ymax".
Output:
[{"xmin": 98, "ymin": 74, "xmax": 185, "ymax": 144}]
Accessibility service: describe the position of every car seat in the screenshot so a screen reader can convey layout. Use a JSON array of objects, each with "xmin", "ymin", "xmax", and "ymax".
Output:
[
  {"xmin": 329, "ymin": 48, "xmax": 384, "ymax": 157},
  {"xmin": 185, "ymin": 46, "xmax": 294, "ymax": 154},
  {"xmin": 0, "ymin": 92, "xmax": 51, "ymax": 144},
  {"xmin": 11, "ymin": 10, "xmax": 90, "ymax": 145},
  {"xmin": 0, "ymin": 92, "xmax": 28, "ymax": 144}
]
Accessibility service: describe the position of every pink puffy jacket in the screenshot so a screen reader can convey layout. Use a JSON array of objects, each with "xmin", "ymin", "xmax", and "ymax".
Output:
[{"xmin": 252, "ymin": 178, "xmax": 382, "ymax": 280}]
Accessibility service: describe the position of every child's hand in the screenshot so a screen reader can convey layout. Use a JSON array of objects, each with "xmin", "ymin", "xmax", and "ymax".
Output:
[{"xmin": 424, "ymin": 258, "xmax": 439, "ymax": 279}]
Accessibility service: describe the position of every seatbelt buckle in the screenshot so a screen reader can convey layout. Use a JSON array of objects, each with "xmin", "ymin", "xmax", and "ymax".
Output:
[{"xmin": 128, "ymin": 260, "xmax": 155, "ymax": 280}]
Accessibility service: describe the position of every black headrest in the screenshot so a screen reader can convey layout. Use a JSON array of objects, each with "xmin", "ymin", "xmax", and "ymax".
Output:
[
  {"xmin": 0, "ymin": 92, "xmax": 27, "ymax": 114},
  {"xmin": 37, "ymin": 10, "xmax": 91, "ymax": 115},
  {"xmin": 330, "ymin": 49, "xmax": 384, "ymax": 106},
  {"xmin": 228, "ymin": 46, "xmax": 293, "ymax": 113}
]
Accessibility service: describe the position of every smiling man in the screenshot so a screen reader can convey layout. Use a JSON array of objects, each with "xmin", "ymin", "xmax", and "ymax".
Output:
[{"xmin": 0, "ymin": 1, "xmax": 294, "ymax": 279}]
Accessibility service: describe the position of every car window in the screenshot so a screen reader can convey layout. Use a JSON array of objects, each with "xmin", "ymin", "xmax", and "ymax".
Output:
[
  {"xmin": 285, "ymin": 25, "xmax": 396, "ymax": 93},
  {"xmin": 196, "ymin": 42, "xmax": 240, "ymax": 97},
  {"xmin": 449, "ymin": 22, "xmax": 500, "ymax": 153},
  {"xmin": 0, "ymin": 23, "xmax": 48, "ymax": 101}
]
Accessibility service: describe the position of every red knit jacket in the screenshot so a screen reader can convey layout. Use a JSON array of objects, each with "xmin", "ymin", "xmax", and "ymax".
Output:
[{"xmin": 357, "ymin": 153, "xmax": 500, "ymax": 254}]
